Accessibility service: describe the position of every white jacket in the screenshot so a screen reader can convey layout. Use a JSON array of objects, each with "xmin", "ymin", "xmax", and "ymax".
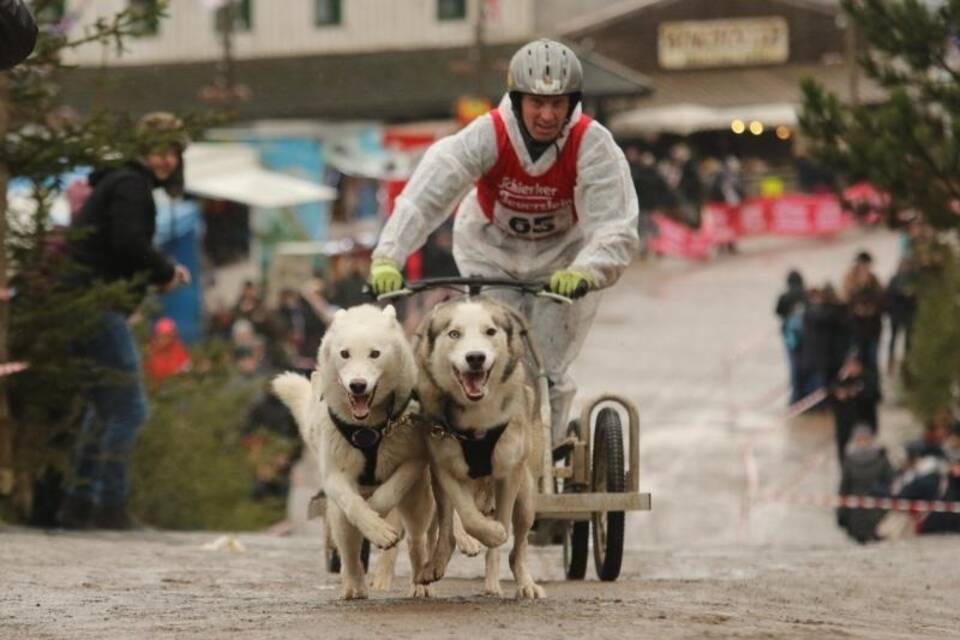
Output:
[{"xmin": 373, "ymin": 94, "xmax": 639, "ymax": 289}]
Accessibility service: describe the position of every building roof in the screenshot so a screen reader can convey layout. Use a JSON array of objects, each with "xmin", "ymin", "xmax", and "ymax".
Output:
[
  {"xmin": 58, "ymin": 42, "xmax": 652, "ymax": 123},
  {"xmin": 636, "ymin": 62, "xmax": 883, "ymax": 109},
  {"xmin": 555, "ymin": 0, "xmax": 839, "ymax": 35}
]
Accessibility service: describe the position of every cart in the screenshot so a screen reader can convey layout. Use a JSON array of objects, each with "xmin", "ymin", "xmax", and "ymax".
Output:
[{"xmin": 309, "ymin": 276, "xmax": 651, "ymax": 582}]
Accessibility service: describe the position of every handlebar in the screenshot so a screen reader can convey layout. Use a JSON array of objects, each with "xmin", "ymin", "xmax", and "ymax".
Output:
[{"xmin": 366, "ymin": 276, "xmax": 576, "ymax": 304}]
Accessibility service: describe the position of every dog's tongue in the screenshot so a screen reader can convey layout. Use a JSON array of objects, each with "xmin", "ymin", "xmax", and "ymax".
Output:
[
  {"xmin": 349, "ymin": 393, "xmax": 372, "ymax": 418},
  {"xmin": 463, "ymin": 371, "xmax": 486, "ymax": 398}
]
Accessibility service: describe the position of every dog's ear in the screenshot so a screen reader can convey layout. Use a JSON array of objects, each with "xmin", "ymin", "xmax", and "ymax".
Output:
[
  {"xmin": 334, "ymin": 308, "xmax": 347, "ymax": 322},
  {"xmin": 382, "ymin": 304, "xmax": 397, "ymax": 320}
]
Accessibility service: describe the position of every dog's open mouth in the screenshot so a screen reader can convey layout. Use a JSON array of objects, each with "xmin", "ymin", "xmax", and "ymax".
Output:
[
  {"xmin": 454, "ymin": 367, "xmax": 490, "ymax": 401},
  {"xmin": 346, "ymin": 386, "xmax": 377, "ymax": 420}
]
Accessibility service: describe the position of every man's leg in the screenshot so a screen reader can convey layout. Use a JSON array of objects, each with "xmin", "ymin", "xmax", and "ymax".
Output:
[
  {"xmin": 86, "ymin": 313, "xmax": 149, "ymax": 526},
  {"xmin": 524, "ymin": 293, "xmax": 602, "ymax": 444}
]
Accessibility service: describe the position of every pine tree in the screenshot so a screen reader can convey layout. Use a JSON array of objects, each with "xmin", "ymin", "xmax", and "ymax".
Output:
[
  {"xmin": 800, "ymin": 0, "xmax": 960, "ymax": 420},
  {"xmin": 0, "ymin": 0, "xmax": 185, "ymax": 521}
]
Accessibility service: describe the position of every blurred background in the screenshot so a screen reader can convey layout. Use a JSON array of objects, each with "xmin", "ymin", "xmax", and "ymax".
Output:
[{"xmin": 1, "ymin": 0, "xmax": 957, "ymax": 553}]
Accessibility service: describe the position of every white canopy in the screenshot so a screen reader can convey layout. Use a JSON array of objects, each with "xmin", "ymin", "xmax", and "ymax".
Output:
[
  {"xmin": 609, "ymin": 102, "xmax": 798, "ymax": 136},
  {"xmin": 184, "ymin": 143, "xmax": 336, "ymax": 208}
]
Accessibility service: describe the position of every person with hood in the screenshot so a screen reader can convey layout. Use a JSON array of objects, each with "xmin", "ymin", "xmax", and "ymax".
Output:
[
  {"xmin": 144, "ymin": 317, "xmax": 191, "ymax": 383},
  {"xmin": 58, "ymin": 112, "xmax": 191, "ymax": 530},
  {"xmin": 0, "ymin": 0, "xmax": 37, "ymax": 70},
  {"xmin": 367, "ymin": 39, "xmax": 639, "ymax": 442},
  {"xmin": 837, "ymin": 424, "xmax": 894, "ymax": 544},
  {"xmin": 775, "ymin": 270, "xmax": 807, "ymax": 404}
]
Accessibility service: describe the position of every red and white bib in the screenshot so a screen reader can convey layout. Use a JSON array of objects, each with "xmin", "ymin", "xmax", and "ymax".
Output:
[{"xmin": 476, "ymin": 110, "xmax": 592, "ymax": 240}]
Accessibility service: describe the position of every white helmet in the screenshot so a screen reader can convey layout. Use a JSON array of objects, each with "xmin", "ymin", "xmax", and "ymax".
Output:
[{"xmin": 507, "ymin": 39, "xmax": 583, "ymax": 97}]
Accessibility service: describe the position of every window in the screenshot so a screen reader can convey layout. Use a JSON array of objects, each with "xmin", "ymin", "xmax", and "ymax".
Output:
[
  {"xmin": 215, "ymin": 0, "xmax": 253, "ymax": 33},
  {"xmin": 315, "ymin": 0, "xmax": 341, "ymax": 26},
  {"xmin": 129, "ymin": 0, "xmax": 160, "ymax": 37},
  {"xmin": 437, "ymin": 0, "xmax": 466, "ymax": 21}
]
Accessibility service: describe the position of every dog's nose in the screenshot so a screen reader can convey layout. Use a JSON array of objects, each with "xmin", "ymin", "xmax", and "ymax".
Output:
[
  {"xmin": 349, "ymin": 380, "xmax": 368, "ymax": 395},
  {"xmin": 465, "ymin": 352, "xmax": 486, "ymax": 370}
]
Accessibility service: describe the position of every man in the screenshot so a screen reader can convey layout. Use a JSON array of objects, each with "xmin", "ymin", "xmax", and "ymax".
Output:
[
  {"xmin": 775, "ymin": 270, "xmax": 807, "ymax": 404},
  {"xmin": 0, "ymin": 0, "xmax": 37, "ymax": 70},
  {"xmin": 368, "ymin": 39, "xmax": 639, "ymax": 442},
  {"xmin": 58, "ymin": 112, "xmax": 191, "ymax": 529}
]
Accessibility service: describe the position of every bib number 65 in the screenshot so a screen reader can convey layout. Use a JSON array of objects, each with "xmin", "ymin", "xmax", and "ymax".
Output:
[{"xmin": 508, "ymin": 215, "xmax": 556, "ymax": 235}]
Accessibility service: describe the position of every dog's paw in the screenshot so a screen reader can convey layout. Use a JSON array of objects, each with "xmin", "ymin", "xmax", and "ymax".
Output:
[
  {"xmin": 339, "ymin": 581, "xmax": 369, "ymax": 600},
  {"xmin": 455, "ymin": 530, "xmax": 484, "ymax": 557},
  {"xmin": 409, "ymin": 583, "xmax": 433, "ymax": 599},
  {"xmin": 414, "ymin": 560, "xmax": 445, "ymax": 585},
  {"xmin": 515, "ymin": 582, "xmax": 546, "ymax": 600},
  {"xmin": 357, "ymin": 514, "xmax": 401, "ymax": 550},
  {"xmin": 369, "ymin": 571, "xmax": 393, "ymax": 592},
  {"xmin": 482, "ymin": 579, "xmax": 503, "ymax": 598},
  {"xmin": 473, "ymin": 520, "xmax": 508, "ymax": 548}
]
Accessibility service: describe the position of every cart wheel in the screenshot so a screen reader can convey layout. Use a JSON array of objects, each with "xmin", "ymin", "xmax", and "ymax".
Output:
[
  {"xmin": 561, "ymin": 419, "xmax": 589, "ymax": 579},
  {"xmin": 326, "ymin": 539, "xmax": 371, "ymax": 574},
  {"xmin": 591, "ymin": 408, "xmax": 625, "ymax": 581}
]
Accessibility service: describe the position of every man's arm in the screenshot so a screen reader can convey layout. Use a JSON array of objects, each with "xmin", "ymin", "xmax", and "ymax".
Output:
[
  {"xmin": 0, "ymin": 0, "xmax": 37, "ymax": 70},
  {"xmin": 372, "ymin": 115, "xmax": 496, "ymax": 267},
  {"xmin": 569, "ymin": 125, "xmax": 641, "ymax": 289},
  {"xmin": 106, "ymin": 176, "xmax": 176, "ymax": 286}
]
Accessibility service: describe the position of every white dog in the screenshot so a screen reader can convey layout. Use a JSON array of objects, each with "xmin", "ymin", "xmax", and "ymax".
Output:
[
  {"xmin": 272, "ymin": 304, "xmax": 433, "ymax": 600},
  {"xmin": 414, "ymin": 297, "xmax": 546, "ymax": 599}
]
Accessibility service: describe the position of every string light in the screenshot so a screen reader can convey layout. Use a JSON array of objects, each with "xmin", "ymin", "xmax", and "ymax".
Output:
[{"xmin": 731, "ymin": 119, "xmax": 745, "ymax": 134}]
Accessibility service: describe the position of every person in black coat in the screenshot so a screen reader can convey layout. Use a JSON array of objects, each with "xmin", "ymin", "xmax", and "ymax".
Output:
[
  {"xmin": 58, "ymin": 112, "xmax": 191, "ymax": 530},
  {"xmin": 885, "ymin": 258, "xmax": 917, "ymax": 374},
  {"xmin": 0, "ymin": 0, "xmax": 37, "ymax": 70},
  {"xmin": 775, "ymin": 270, "xmax": 807, "ymax": 404},
  {"xmin": 830, "ymin": 353, "xmax": 881, "ymax": 462}
]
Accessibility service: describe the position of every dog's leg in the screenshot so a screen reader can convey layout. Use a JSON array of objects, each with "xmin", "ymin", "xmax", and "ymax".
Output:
[
  {"xmin": 484, "ymin": 468, "xmax": 525, "ymax": 597},
  {"xmin": 483, "ymin": 546, "xmax": 503, "ymax": 597},
  {"xmin": 436, "ymin": 467, "xmax": 508, "ymax": 548},
  {"xmin": 325, "ymin": 472, "xmax": 400, "ymax": 550},
  {"xmin": 367, "ymin": 460, "xmax": 425, "ymax": 517},
  {"xmin": 327, "ymin": 500, "xmax": 368, "ymax": 600},
  {"xmin": 417, "ymin": 469, "xmax": 456, "ymax": 585},
  {"xmin": 453, "ymin": 511, "xmax": 483, "ymax": 557},
  {"xmin": 368, "ymin": 510, "xmax": 401, "ymax": 592},
  {"xmin": 399, "ymin": 476, "xmax": 435, "ymax": 598},
  {"xmin": 509, "ymin": 469, "xmax": 545, "ymax": 599}
]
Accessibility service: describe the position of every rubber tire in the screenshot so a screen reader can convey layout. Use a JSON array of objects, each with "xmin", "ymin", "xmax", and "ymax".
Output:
[
  {"xmin": 326, "ymin": 539, "xmax": 371, "ymax": 574},
  {"xmin": 562, "ymin": 419, "xmax": 589, "ymax": 580},
  {"xmin": 591, "ymin": 408, "xmax": 626, "ymax": 582}
]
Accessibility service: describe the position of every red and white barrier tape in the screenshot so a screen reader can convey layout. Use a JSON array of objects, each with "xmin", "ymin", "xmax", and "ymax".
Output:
[
  {"xmin": 0, "ymin": 361, "xmax": 29, "ymax": 378},
  {"xmin": 784, "ymin": 387, "xmax": 828, "ymax": 419},
  {"xmin": 761, "ymin": 494, "xmax": 960, "ymax": 514}
]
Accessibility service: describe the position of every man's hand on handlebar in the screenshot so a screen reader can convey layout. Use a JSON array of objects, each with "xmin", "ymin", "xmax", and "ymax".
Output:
[
  {"xmin": 548, "ymin": 269, "xmax": 592, "ymax": 300},
  {"xmin": 368, "ymin": 258, "xmax": 404, "ymax": 295}
]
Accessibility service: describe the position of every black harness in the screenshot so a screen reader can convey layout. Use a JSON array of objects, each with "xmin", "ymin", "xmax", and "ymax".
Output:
[
  {"xmin": 430, "ymin": 401, "xmax": 509, "ymax": 479},
  {"xmin": 328, "ymin": 393, "xmax": 412, "ymax": 487}
]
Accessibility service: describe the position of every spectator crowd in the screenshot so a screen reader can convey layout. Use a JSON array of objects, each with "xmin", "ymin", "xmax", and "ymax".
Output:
[{"xmin": 774, "ymin": 217, "xmax": 960, "ymax": 543}]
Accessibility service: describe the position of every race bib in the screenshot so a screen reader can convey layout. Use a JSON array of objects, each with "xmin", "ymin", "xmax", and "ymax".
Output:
[{"xmin": 491, "ymin": 204, "xmax": 576, "ymax": 239}]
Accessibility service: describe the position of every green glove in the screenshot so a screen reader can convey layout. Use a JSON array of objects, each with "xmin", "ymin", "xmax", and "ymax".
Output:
[
  {"xmin": 369, "ymin": 258, "xmax": 404, "ymax": 295},
  {"xmin": 549, "ymin": 269, "xmax": 592, "ymax": 299}
]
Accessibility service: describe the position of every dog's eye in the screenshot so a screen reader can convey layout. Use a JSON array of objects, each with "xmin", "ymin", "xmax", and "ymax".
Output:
[
  {"xmin": 448, "ymin": 329, "xmax": 461, "ymax": 340},
  {"xmin": 370, "ymin": 349, "xmax": 380, "ymax": 359},
  {"xmin": 340, "ymin": 349, "xmax": 350, "ymax": 359},
  {"xmin": 485, "ymin": 327, "xmax": 497, "ymax": 337}
]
